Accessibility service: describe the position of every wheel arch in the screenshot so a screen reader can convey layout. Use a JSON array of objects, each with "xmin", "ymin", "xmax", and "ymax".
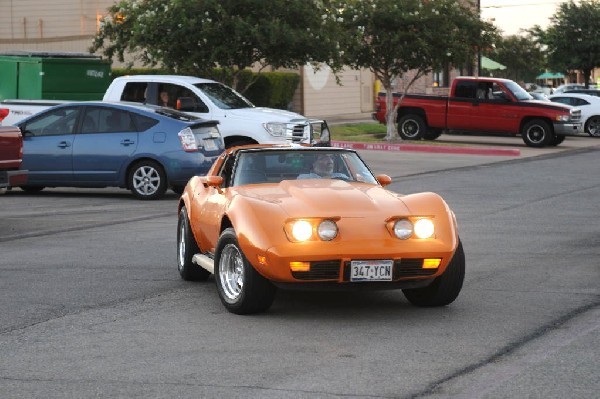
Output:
[
  {"xmin": 519, "ymin": 116, "xmax": 554, "ymax": 134},
  {"xmin": 224, "ymin": 135, "xmax": 258, "ymax": 148},
  {"xmin": 396, "ymin": 107, "xmax": 429, "ymax": 126}
]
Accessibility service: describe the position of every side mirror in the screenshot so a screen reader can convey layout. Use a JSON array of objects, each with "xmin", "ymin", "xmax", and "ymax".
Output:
[
  {"xmin": 376, "ymin": 174, "xmax": 392, "ymax": 187},
  {"xmin": 176, "ymin": 97, "xmax": 196, "ymax": 112},
  {"xmin": 200, "ymin": 175, "xmax": 224, "ymax": 193}
]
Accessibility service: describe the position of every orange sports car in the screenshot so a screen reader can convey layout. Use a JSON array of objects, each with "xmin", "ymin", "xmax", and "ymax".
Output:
[{"xmin": 177, "ymin": 145, "xmax": 464, "ymax": 314}]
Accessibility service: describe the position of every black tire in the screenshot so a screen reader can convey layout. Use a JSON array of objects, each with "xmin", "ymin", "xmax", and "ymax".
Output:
[
  {"xmin": 521, "ymin": 119, "xmax": 553, "ymax": 148},
  {"xmin": 128, "ymin": 160, "xmax": 167, "ymax": 200},
  {"xmin": 424, "ymin": 128, "xmax": 443, "ymax": 141},
  {"xmin": 19, "ymin": 186, "xmax": 45, "ymax": 193},
  {"xmin": 397, "ymin": 114, "xmax": 426, "ymax": 140},
  {"xmin": 402, "ymin": 240, "xmax": 465, "ymax": 307},
  {"xmin": 584, "ymin": 115, "xmax": 600, "ymax": 136},
  {"xmin": 214, "ymin": 227, "xmax": 276, "ymax": 314},
  {"xmin": 549, "ymin": 134, "xmax": 566, "ymax": 146},
  {"xmin": 177, "ymin": 206, "xmax": 210, "ymax": 281}
]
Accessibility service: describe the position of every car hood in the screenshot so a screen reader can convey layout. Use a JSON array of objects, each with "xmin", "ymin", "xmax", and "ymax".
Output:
[
  {"xmin": 234, "ymin": 180, "xmax": 410, "ymax": 217},
  {"xmin": 226, "ymin": 107, "xmax": 306, "ymax": 122}
]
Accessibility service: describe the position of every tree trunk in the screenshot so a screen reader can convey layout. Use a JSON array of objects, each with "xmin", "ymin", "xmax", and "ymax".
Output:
[{"xmin": 385, "ymin": 87, "xmax": 397, "ymax": 140}]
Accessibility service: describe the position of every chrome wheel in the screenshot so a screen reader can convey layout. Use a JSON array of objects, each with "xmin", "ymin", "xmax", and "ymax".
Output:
[
  {"xmin": 218, "ymin": 243, "xmax": 245, "ymax": 301},
  {"xmin": 178, "ymin": 222, "xmax": 186, "ymax": 272},
  {"xmin": 133, "ymin": 165, "xmax": 161, "ymax": 196}
]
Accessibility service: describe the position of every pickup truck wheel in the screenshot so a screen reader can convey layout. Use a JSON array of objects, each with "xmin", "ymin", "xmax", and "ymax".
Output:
[
  {"xmin": 215, "ymin": 228, "xmax": 276, "ymax": 314},
  {"xmin": 521, "ymin": 119, "xmax": 553, "ymax": 148},
  {"xmin": 177, "ymin": 206, "xmax": 210, "ymax": 281},
  {"xmin": 128, "ymin": 160, "xmax": 167, "ymax": 200},
  {"xmin": 584, "ymin": 116, "xmax": 600, "ymax": 136},
  {"xmin": 20, "ymin": 186, "xmax": 45, "ymax": 193},
  {"xmin": 424, "ymin": 128, "xmax": 443, "ymax": 140},
  {"xmin": 398, "ymin": 114, "xmax": 426, "ymax": 140},
  {"xmin": 402, "ymin": 240, "xmax": 465, "ymax": 307}
]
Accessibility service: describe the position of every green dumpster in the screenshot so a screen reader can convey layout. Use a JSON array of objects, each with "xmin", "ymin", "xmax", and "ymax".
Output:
[{"xmin": 0, "ymin": 52, "xmax": 111, "ymax": 101}]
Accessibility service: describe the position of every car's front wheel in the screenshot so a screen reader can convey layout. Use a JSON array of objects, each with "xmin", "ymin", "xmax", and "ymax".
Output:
[
  {"xmin": 177, "ymin": 206, "xmax": 210, "ymax": 281},
  {"xmin": 584, "ymin": 115, "xmax": 600, "ymax": 136},
  {"xmin": 521, "ymin": 119, "xmax": 553, "ymax": 147},
  {"xmin": 128, "ymin": 160, "xmax": 167, "ymax": 200},
  {"xmin": 214, "ymin": 228, "xmax": 276, "ymax": 314},
  {"xmin": 402, "ymin": 240, "xmax": 465, "ymax": 307}
]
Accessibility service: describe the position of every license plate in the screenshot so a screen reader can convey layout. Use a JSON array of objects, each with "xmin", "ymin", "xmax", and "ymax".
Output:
[
  {"xmin": 203, "ymin": 138, "xmax": 218, "ymax": 151},
  {"xmin": 350, "ymin": 260, "xmax": 393, "ymax": 282}
]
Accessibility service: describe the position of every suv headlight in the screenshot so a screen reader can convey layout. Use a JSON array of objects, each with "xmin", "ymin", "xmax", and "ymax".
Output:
[{"xmin": 263, "ymin": 122, "xmax": 286, "ymax": 137}]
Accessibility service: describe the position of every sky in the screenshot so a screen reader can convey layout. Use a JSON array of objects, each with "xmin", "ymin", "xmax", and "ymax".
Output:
[{"xmin": 480, "ymin": 0, "xmax": 574, "ymax": 36}]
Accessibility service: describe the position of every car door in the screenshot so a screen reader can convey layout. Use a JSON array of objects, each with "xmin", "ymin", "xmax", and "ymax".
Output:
[
  {"xmin": 19, "ymin": 106, "xmax": 81, "ymax": 184},
  {"xmin": 71, "ymin": 106, "xmax": 139, "ymax": 184}
]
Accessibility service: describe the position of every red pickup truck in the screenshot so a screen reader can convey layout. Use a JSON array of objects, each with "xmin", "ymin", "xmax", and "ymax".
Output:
[
  {"xmin": 373, "ymin": 77, "xmax": 584, "ymax": 147},
  {"xmin": 0, "ymin": 126, "xmax": 28, "ymax": 189}
]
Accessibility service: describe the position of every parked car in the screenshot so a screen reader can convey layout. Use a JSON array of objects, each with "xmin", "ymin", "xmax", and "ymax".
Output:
[
  {"xmin": 564, "ymin": 88, "xmax": 600, "ymax": 97},
  {"xmin": 553, "ymin": 83, "xmax": 586, "ymax": 94},
  {"xmin": 15, "ymin": 102, "xmax": 224, "ymax": 199},
  {"xmin": 176, "ymin": 145, "xmax": 464, "ymax": 314},
  {"xmin": 549, "ymin": 93, "xmax": 600, "ymax": 136}
]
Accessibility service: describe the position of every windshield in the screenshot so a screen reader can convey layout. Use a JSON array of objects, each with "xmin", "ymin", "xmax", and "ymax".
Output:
[
  {"xmin": 504, "ymin": 80, "xmax": 533, "ymax": 101},
  {"xmin": 194, "ymin": 83, "xmax": 254, "ymax": 110},
  {"xmin": 231, "ymin": 150, "xmax": 378, "ymax": 186}
]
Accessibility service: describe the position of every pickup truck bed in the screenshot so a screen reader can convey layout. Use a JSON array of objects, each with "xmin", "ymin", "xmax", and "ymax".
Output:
[{"xmin": 0, "ymin": 126, "xmax": 28, "ymax": 188}]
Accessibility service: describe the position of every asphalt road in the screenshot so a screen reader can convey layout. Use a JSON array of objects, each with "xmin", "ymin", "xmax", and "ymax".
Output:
[{"xmin": 1, "ymin": 135, "xmax": 599, "ymax": 398}]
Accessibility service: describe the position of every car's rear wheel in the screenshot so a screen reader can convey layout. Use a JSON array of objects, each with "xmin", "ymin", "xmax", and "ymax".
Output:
[
  {"xmin": 402, "ymin": 240, "xmax": 465, "ymax": 307},
  {"xmin": 19, "ymin": 186, "xmax": 45, "ymax": 193},
  {"xmin": 521, "ymin": 119, "xmax": 553, "ymax": 147},
  {"xmin": 584, "ymin": 115, "xmax": 600, "ymax": 136},
  {"xmin": 128, "ymin": 160, "xmax": 167, "ymax": 200},
  {"xmin": 177, "ymin": 206, "xmax": 210, "ymax": 281},
  {"xmin": 214, "ymin": 228, "xmax": 276, "ymax": 314},
  {"xmin": 397, "ymin": 114, "xmax": 426, "ymax": 140}
]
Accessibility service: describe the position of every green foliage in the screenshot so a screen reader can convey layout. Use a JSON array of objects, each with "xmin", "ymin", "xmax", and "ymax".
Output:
[
  {"xmin": 110, "ymin": 67, "xmax": 299, "ymax": 110},
  {"xmin": 91, "ymin": 0, "xmax": 341, "ymax": 91},
  {"xmin": 484, "ymin": 34, "xmax": 545, "ymax": 82},
  {"xmin": 532, "ymin": 0, "xmax": 600, "ymax": 86}
]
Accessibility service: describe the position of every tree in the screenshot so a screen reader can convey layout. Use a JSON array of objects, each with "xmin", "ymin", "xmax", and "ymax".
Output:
[
  {"xmin": 335, "ymin": 0, "xmax": 496, "ymax": 140},
  {"xmin": 485, "ymin": 34, "xmax": 545, "ymax": 83},
  {"xmin": 91, "ymin": 0, "xmax": 341, "ymax": 92},
  {"xmin": 532, "ymin": 0, "xmax": 600, "ymax": 88}
]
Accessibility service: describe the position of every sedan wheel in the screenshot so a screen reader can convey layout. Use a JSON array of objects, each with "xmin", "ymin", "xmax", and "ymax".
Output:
[
  {"xmin": 215, "ymin": 228, "xmax": 276, "ymax": 314},
  {"xmin": 128, "ymin": 160, "xmax": 167, "ymax": 200},
  {"xmin": 585, "ymin": 116, "xmax": 600, "ymax": 136}
]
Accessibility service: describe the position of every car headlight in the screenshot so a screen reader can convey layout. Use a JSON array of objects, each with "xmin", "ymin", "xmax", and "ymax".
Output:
[
  {"xmin": 263, "ymin": 122, "xmax": 286, "ymax": 137},
  {"xmin": 291, "ymin": 220, "xmax": 313, "ymax": 241},
  {"xmin": 317, "ymin": 220, "xmax": 338, "ymax": 241},
  {"xmin": 414, "ymin": 218, "xmax": 435, "ymax": 239},
  {"xmin": 555, "ymin": 115, "xmax": 570, "ymax": 122},
  {"xmin": 393, "ymin": 219, "xmax": 413, "ymax": 240}
]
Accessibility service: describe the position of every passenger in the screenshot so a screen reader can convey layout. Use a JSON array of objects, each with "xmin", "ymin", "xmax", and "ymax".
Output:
[
  {"xmin": 297, "ymin": 153, "xmax": 349, "ymax": 179},
  {"xmin": 159, "ymin": 91, "xmax": 171, "ymax": 108}
]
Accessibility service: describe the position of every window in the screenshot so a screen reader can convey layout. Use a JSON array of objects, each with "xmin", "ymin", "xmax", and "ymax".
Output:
[
  {"xmin": 160, "ymin": 83, "xmax": 209, "ymax": 113},
  {"xmin": 121, "ymin": 82, "xmax": 148, "ymax": 103},
  {"xmin": 194, "ymin": 83, "xmax": 253, "ymax": 109},
  {"xmin": 454, "ymin": 81, "xmax": 477, "ymax": 99},
  {"xmin": 21, "ymin": 107, "xmax": 81, "ymax": 136},
  {"xmin": 81, "ymin": 107, "xmax": 136, "ymax": 134}
]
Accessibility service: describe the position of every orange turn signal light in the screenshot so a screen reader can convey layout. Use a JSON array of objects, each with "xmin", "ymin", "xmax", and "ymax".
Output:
[
  {"xmin": 290, "ymin": 261, "xmax": 310, "ymax": 272},
  {"xmin": 423, "ymin": 258, "xmax": 441, "ymax": 269},
  {"xmin": 257, "ymin": 255, "xmax": 268, "ymax": 266}
]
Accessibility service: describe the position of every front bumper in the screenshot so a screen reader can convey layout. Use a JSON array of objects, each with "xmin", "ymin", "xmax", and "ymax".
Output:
[{"xmin": 554, "ymin": 122, "xmax": 584, "ymax": 136}]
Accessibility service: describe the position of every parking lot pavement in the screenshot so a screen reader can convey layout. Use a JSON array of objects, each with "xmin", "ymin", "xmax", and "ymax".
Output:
[{"xmin": 338, "ymin": 133, "xmax": 600, "ymax": 179}]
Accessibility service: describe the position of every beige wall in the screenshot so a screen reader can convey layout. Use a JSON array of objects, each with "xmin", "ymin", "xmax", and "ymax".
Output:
[{"xmin": 0, "ymin": 0, "xmax": 114, "ymax": 52}]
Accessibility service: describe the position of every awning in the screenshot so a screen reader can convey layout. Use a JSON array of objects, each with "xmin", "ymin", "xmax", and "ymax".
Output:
[
  {"xmin": 536, "ymin": 72, "xmax": 565, "ymax": 79},
  {"xmin": 481, "ymin": 56, "xmax": 506, "ymax": 70}
]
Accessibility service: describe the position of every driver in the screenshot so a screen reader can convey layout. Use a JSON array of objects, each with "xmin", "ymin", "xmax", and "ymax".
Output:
[{"xmin": 297, "ymin": 153, "xmax": 349, "ymax": 179}]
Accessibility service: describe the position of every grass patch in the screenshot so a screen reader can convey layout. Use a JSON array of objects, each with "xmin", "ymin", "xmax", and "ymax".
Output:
[{"xmin": 330, "ymin": 123, "xmax": 387, "ymax": 142}]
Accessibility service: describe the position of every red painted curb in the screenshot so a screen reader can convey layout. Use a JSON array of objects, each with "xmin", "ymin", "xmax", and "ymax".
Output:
[{"xmin": 331, "ymin": 140, "xmax": 521, "ymax": 157}]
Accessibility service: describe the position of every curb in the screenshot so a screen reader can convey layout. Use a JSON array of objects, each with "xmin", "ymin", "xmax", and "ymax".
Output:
[{"xmin": 331, "ymin": 140, "xmax": 521, "ymax": 157}]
